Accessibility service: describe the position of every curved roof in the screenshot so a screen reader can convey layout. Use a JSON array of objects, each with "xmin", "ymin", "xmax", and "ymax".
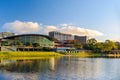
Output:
[{"xmin": 3, "ymin": 34, "xmax": 54, "ymax": 41}]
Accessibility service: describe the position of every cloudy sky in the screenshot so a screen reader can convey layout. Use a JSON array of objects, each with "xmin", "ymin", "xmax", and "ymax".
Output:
[{"xmin": 0, "ymin": 0, "xmax": 120, "ymax": 41}]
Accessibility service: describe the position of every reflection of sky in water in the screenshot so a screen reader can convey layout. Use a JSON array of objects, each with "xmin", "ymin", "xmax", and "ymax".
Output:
[
  {"xmin": 0, "ymin": 57, "xmax": 120, "ymax": 80},
  {"xmin": 2, "ymin": 73, "xmax": 39, "ymax": 80},
  {"xmin": 0, "ymin": 73, "xmax": 6, "ymax": 80}
]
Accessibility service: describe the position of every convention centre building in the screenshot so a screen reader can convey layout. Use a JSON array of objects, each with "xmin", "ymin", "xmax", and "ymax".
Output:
[{"xmin": 2, "ymin": 34, "xmax": 54, "ymax": 48}]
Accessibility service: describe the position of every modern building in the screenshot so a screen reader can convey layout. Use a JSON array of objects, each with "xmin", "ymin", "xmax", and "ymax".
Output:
[
  {"xmin": 74, "ymin": 35, "xmax": 87, "ymax": 45},
  {"xmin": 54, "ymin": 40, "xmax": 75, "ymax": 48},
  {"xmin": 49, "ymin": 31, "xmax": 73, "ymax": 41},
  {"xmin": 49, "ymin": 31, "xmax": 88, "ymax": 48},
  {"xmin": 2, "ymin": 34, "xmax": 54, "ymax": 48},
  {"xmin": 0, "ymin": 32, "xmax": 15, "ymax": 38}
]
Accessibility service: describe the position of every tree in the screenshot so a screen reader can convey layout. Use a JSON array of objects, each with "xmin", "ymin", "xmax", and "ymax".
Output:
[
  {"xmin": 33, "ymin": 43, "xmax": 40, "ymax": 47},
  {"xmin": 83, "ymin": 38, "xmax": 97, "ymax": 51},
  {"xmin": 87, "ymin": 38, "xmax": 97, "ymax": 45},
  {"xmin": 42, "ymin": 47, "xmax": 52, "ymax": 51},
  {"xmin": 16, "ymin": 41, "xmax": 22, "ymax": 46},
  {"xmin": 25, "ymin": 42, "xmax": 32, "ymax": 47},
  {"xmin": 93, "ymin": 42, "xmax": 104, "ymax": 53},
  {"xmin": 74, "ymin": 41, "xmax": 82, "ymax": 49},
  {"xmin": 101, "ymin": 40, "xmax": 118, "ymax": 52},
  {"xmin": 83, "ymin": 39, "xmax": 118, "ymax": 53}
]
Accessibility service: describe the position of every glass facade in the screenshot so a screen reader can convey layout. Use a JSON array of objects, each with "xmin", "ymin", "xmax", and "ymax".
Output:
[{"xmin": 3, "ymin": 34, "xmax": 54, "ymax": 48}]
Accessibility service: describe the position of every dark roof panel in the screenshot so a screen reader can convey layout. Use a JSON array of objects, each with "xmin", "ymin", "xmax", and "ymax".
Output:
[{"xmin": 3, "ymin": 34, "xmax": 54, "ymax": 41}]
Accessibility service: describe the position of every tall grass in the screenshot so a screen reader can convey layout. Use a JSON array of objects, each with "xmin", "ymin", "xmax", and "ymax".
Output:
[
  {"xmin": 0, "ymin": 51, "xmax": 63, "ymax": 57},
  {"xmin": 65, "ymin": 52, "xmax": 102, "ymax": 57},
  {"xmin": 0, "ymin": 51, "xmax": 102, "ymax": 58}
]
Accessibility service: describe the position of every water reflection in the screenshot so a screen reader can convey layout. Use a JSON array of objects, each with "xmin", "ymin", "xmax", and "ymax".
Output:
[
  {"xmin": 0, "ymin": 58, "xmax": 56, "ymax": 73},
  {"xmin": 0, "ymin": 57, "xmax": 56, "ymax": 80},
  {"xmin": 0, "ymin": 57, "xmax": 120, "ymax": 80},
  {"xmin": 49, "ymin": 57, "xmax": 55, "ymax": 71}
]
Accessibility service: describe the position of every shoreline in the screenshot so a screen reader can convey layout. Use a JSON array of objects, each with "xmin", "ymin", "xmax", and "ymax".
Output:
[
  {"xmin": 0, "ymin": 51, "xmax": 119, "ymax": 58},
  {"xmin": 0, "ymin": 51, "xmax": 63, "ymax": 57}
]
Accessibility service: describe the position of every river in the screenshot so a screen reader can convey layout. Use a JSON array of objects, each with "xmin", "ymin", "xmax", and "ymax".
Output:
[{"xmin": 0, "ymin": 57, "xmax": 120, "ymax": 80}]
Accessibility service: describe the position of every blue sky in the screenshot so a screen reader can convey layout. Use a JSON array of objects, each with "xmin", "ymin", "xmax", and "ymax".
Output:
[{"xmin": 0, "ymin": 0, "xmax": 120, "ymax": 41}]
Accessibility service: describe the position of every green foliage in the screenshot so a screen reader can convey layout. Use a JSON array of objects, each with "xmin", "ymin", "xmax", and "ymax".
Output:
[
  {"xmin": 83, "ymin": 39, "xmax": 118, "ymax": 53},
  {"xmin": 33, "ymin": 43, "xmax": 40, "ymax": 47},
  {"xmin": 73, "ymin": 52, "xmax": 102, "ymax": 57},
  {"xmin": 83, "ymin": 38, "xmax": 97, "ymax": 51},
  {"xmin": 87, "ymin": 38, "xmax": 97, "ymax": 45},
  {"xmin": 0, "ymin": 52, "xmax": 63, "ymax": 57},
  {"xmin": 74, "ymin": 41, "xmax": 82, "ymax": 49},
  {"xmin": 25, "ymin": 42, "xmax": 32, "ymax": 46},
  {"xmin": 42, "ymin": 47, "xmax": 52, "ymax": 51},
  {"xmin": 1, "ymin": 41, "xmax": 8, "ymax": 46},
  {"xmin": 101, "ymin": 40, "xmax": 118, "ymax": 52},
  {"xmin": 93, "ymin": 42, "xmax": 102, "ymax": 52},
  {"xmin": 16, "ymin": 41, "xmax": 23, "ymax": 46}
]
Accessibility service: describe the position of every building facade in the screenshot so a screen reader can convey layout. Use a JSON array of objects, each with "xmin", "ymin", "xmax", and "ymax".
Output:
[
  {"xmin": 49, "ymin": 31, "xmax": 87, "ymax": 48},
  {"xmin": 74, "ymin": 35, "xmax": 87, "ymax": 45},
  {"xmin": 49, "ymin": 31, "xmax": 73, "ymax": 41},
  {"xmin": 2, "ymin": 34, "xmax": 54, "ymax": 48}
]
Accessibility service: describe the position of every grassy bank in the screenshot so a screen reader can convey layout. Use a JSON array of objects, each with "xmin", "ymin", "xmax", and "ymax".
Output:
[
  {"xmin": 0, "ymin": 51, "xmax": 63, "ymax": 57},
  {"xmin": 0, "ymin": 51, "xmax": 103, "ymax": 58},
  {"xmin": 64, "ymin": 52, "xmax": 102, "ymax": 57}
]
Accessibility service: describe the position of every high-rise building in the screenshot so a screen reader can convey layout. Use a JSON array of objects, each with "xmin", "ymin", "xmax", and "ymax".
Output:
[
  {"xmin": 49, "ymin": 31, "xmax": 73, "ymax": 41},
  {"xmin": 74, "ymin": 35, "xmax": 87, "ymax": 45}
]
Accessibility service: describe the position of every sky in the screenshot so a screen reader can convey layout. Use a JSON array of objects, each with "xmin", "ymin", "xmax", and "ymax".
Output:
[{"xmin": 0, "ymin": 0, "xmax": 120, "ymax": 42}]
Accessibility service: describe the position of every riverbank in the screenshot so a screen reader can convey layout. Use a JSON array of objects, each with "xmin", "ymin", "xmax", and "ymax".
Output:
[
  {"xmin": 0, "ymin": 51, "xmax": 103, "ymax": 58},
  {"xmin": 64, "ymin": 52, "xmax": 102, "ymax": 57},
  {"xmin": 0, "ymin": 52, "xmax": 63, "ymax": 57}
]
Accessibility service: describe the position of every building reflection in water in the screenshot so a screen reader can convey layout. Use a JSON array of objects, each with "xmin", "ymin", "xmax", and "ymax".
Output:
[
  {"xmin": 0, "ymin": 58, "xmax": 56, "ymax": 73},
  {"xmin": 0, "ymin": 57, "xmax": 56, "ymax": 80},
  {"xmin": 49, "ymin": 57, "xmax": 55, "ymax": 71}
]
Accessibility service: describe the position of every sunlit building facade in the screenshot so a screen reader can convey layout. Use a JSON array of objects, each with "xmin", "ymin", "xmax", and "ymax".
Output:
[
  {"xmin": 2, "ymin": 34, "xmax": 54, "ymax": 48},
  {"xmin": 74, "ymin": 35, "xmax": 87, "ymax": 45},
  {"xmin": 49, "ymin": 31, "xmax": 88, "ymax": 48},
  {"xmin": 49, "ymin": 31, "xmax": 73, "ymax": 41}
]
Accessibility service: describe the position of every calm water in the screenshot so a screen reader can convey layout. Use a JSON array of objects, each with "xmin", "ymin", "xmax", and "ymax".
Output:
[{"xmin": 0, "ymin": 57, "xmax": 120, "ymax": 80}]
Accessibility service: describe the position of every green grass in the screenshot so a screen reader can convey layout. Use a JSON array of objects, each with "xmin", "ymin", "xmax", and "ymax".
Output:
[
  {"xmin": 0, "ymin": 51, "xmax": 103, "ymax": 58},
  {"xmin": 0, "ymin": 57, "xmax": 59, "ymax": 60},
  {"xmin": 0, "ymin": 51, "xmax": 63, "ymax": 57},
  {"xmin": 65, "ymin": 52, "xmax": 102, "ymax": 57}
]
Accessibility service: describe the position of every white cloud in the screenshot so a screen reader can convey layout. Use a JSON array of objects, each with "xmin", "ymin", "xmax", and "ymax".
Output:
[
  {"xmin": 3, "ymin": 20, "xmax": 40, "ymax": 34},
  {"xmin": 2, "ymin": 20, "xmax": 104, "ymax": 37},
  {"xmin": 59, "ymin": 24, "xmax": 103, "ymax": 37},
  {"xmin": 43, "ymin": 26, "xmax": 58, "ymax": 34}
]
